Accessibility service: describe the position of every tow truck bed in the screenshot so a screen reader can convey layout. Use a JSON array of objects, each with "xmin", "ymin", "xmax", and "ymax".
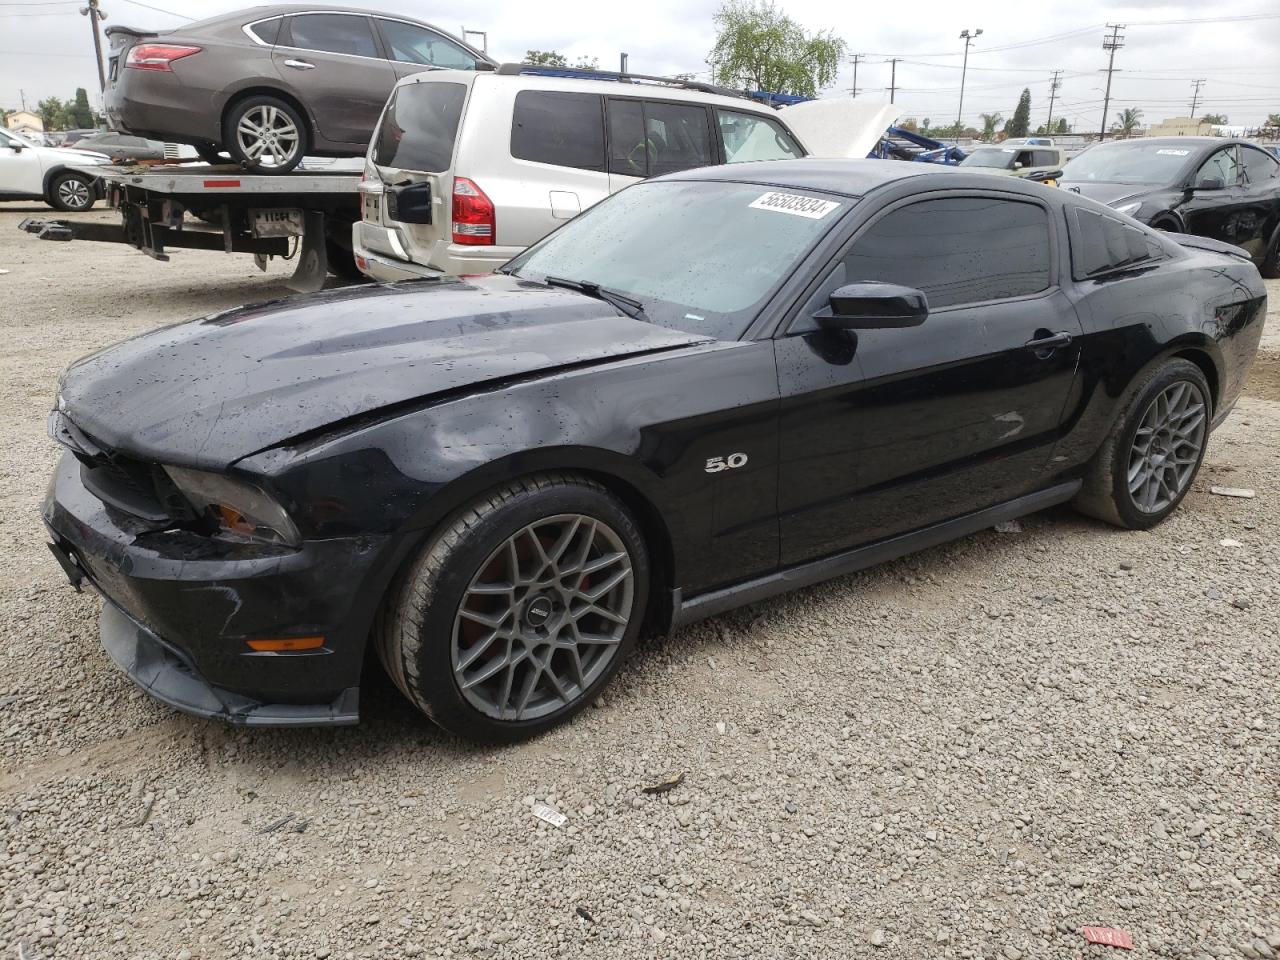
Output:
[{"xmin": 19, "ymin": 163, "xmax": 363, "ymax": 292}]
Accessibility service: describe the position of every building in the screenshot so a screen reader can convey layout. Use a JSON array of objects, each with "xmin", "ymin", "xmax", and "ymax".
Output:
[
  {"xmin": 1144, "ymin": 116, "xmax": 1217, "ymax": 137},
  {"xmin": 4, "ymin": 110, "xmax": 44, "ymax": 134}
]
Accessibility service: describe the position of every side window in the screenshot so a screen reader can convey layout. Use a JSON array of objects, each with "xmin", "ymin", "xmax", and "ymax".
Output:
[
  {"xmin": 247, "ymin": 17, "xmax": 282, "ymax": 45},
  {"xmin": 608, "ymin": 99, "xmax": 647, "ymax": 176},
  {"xmin": 843, "ymin": 197, "xmax": 1051, "ymax": 309},
  {"xmin": 510, "ymin": 91, "xmax": 604, "ymax": 172},
  {"xmin": 1032, "ymin": 150, "xmax": 1059, "ymax": 167},
  {"xmin": 377, "ymin": 19, "xmax": 477, "ymax": 69},
  {"xmin": 1195, "ymin": 147, "xmax": 1240, "ymax": 187},
  {"xmin": 1068, "ymin": 206, "xmax": 1164, "ymax": 279},
  {"xmin": 717, "ymin": 110, "xmax": 804, "ymax": 163},
  {"xmin": 643, "ymin": 101, "xmax": 714, "ymax": 176},
  {"xmin": 1240, "ymin": 145, "xmax": 1280, "ymax": 185},
  {"xmin": 287, "ymin": 14, "xmax": 379, "ymax": 58}
]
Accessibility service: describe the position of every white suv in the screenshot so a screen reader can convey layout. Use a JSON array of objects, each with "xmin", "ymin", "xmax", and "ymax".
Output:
[
  {"xmin": 0, "ymin": 127, "xmax": 110, "ymax": 211},
  {"xmin": 353, "ymin": 66, "xmax": 819, "ymax": 281}
]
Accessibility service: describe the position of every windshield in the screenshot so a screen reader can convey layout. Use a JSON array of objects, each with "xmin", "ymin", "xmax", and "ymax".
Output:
[
  {"xmin": 1063, "ymin": 141, "xmax": 1195, "ymax": 185},
  {"xmin": 960, "ymin": 148, "xmax": 1016, "ymax": 170},
  {"xmin": 0, "ymin": 128, "xmax": 34, "ymax": 148},
  {"xmin": 506, "ymin": 180, "xmax": 847, "ymax": 340}
]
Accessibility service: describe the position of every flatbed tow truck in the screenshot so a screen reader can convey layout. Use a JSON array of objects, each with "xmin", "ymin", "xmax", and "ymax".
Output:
[{"xmin": 18, "ymin": 162, "xmax": 363, "ymax": 293}]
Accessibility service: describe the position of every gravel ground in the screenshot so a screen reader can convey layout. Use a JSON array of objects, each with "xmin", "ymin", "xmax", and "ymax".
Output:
[{"xmin": 1, "ymin": 202, "xmax": 1278, "ymax": 960}]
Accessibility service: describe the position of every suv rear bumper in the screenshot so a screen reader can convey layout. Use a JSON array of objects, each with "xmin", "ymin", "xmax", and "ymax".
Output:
[{"xmin": 352, "ymin": 220, "xmax": 519, "ymax": 280}]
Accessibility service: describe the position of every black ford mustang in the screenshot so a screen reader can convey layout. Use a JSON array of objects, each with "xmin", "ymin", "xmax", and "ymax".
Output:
[{"xmin": 44, "ymin": 160, "xmax": 1265, "ymax": 742}]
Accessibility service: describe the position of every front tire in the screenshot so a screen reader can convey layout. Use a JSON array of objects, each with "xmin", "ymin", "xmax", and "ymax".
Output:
[
  {"xmin": 376, "ymin": 474, "xmax": 650, "ymax": 743},
  {"xmin": 223, "ymin": 95, "xmax": 307, "ymax": 173},
  {"xmin": 47, "ymin": 171, "xmax": 96, "ymax": 212},
  {"xmin": 1073, "ymin": 358, "xmax": 1211, "ymax": 529}
]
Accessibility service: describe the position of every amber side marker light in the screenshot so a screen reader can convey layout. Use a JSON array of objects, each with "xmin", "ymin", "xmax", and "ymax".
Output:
[{"xmin": 246, "ymin": 637, "xmax": 325, "ymax": 652}]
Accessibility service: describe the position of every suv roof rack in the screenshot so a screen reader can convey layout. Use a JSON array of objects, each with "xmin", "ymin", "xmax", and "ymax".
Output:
[{"xmin": 493, "ymin": 62, "xmax": 746, "ymax": 100}]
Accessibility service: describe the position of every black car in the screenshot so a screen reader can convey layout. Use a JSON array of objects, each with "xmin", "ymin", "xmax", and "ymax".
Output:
[
  {"xmin": 43, "ymin": 160, "xmax": 1266, "ymax": 742},
  {"xmin": 1062, "ymin": 136, "xmax": 1280, "ymax": 277},
  {"xmin": 69, "ymin": 131, "xmax": 167, "ymax": 162}
]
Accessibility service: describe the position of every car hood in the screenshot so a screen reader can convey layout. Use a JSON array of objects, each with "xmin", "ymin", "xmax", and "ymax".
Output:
[
  {"xmin": 48, "ymin": 146, "xmax": 110, "ymax": 164},
  {"xmin": 1060, "ymin": 181, "xmax": 1155, "ymax": 206},
  {"xmin": 58, "ymin": 276, "xmax": 712, "ymax": 469}
]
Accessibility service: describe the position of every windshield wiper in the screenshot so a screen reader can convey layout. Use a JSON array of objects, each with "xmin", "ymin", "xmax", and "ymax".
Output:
[{"xmin": 544, "ymin": 276, "xmax": 647, "ymax": 320}]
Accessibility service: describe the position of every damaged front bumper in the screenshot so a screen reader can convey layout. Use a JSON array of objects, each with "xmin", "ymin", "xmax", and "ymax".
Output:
[{"xmin": 43, "ymin": 451, "xmax": 388, "ymax": 726}]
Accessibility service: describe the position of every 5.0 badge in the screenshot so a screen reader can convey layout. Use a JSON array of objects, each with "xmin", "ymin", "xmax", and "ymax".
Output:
[{"xmin": 705, "ymin": 453, "xmax": 748, "ymax": 473}]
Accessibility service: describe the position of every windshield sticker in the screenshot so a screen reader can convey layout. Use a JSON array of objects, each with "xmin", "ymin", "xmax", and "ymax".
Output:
[
  {"xmin": 1156, "ymin": 148, "xmax": 1190, "ymax": 156},
  {"xmin": 749, "ymin": 192, "xmax": 841, "ymax": 219}
]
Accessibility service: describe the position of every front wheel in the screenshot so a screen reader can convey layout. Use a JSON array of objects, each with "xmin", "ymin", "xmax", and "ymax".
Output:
[
  {"xmin": 1073, "ymin": 358, "xmax": 1211, "ymax": 529},
  {"xmin": 376, "ymin": 474, "xmax": 650, "ymax": 743},
  {"xmin": 223, "ymin": 95, "xmax": 306, "ymax": 173},
  {"xmin": 47, "ymin": 171, "xmax": 96, "ymax": 212}
]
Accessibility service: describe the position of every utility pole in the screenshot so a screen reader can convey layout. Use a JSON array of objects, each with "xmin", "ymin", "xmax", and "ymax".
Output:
[
  {"xmin": 1046, "ymin": 69, "xmax": 1062, "ymax": 132},
  {"xmin": 956, "ymin": 28, "xmax": 982, "ymax": 141},
  {"xmin": 620, "ymin": 53, "xmax": 628, "ymax": 74},
  {"xmin": 849, "ymin": 53, "xmax": 863, "ymax": 98},
  {"xmin": 81, "ymin": 0, "xmax": 107, "ymax": 93},
  {"xmin": 1189, "ymin": 78, "xmax": 1206, "ymax": 119},
  {"xmin": 885, "ymin": 57, "xmax": 900, "ymax": 103},
  {"xmin": 1099, "ymin": 23, "xmax": 1125, "ymax": 141},
  {"xmin": 19, "ymin": 89, "xmax": 27, "ymax": 112}
]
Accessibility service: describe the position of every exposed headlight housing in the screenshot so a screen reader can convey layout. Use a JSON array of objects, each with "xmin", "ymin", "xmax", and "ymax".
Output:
[
  {"xmin": 163, "ymin": 466, "xmax": 300, "ymax": 547},
  {"xmin": 1113, "ymin": 200, "xmax": 1143, "ymax": 218}
]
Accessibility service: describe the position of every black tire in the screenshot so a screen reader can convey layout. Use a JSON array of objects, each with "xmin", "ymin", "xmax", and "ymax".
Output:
[
  {"xmin": 376, "ymin": 474, "xmax": 650, "ymax": 743},
  {"xmin": 1260, "ymin": 227, "xmax": 1280, "ymax": 280},
  {"xmin": 193, "ymin": 142, "xmax": 230, "ymax": 165},
  {"xmin": 223, "ymin": 95, "xmax": 307, "ymax": 174},
  {"xmin": 46, "ymin": 170, "xmax": 96, "ymax": 212},
  {"xmin": 1072, "ymin": 358, "xmax": 1212, "ymax": 529}
]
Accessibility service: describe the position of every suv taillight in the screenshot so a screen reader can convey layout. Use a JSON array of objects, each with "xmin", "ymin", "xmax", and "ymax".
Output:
[
  {"xmin": 126, "ymin": 44, "xmax": 202, "ymax": 72},
  {"xmin": 452, "ymin": 177, "xmax": 494, "ymax": 246}
]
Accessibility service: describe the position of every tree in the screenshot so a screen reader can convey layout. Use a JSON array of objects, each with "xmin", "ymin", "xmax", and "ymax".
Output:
[
  {"xmin": 1111, "ymin": 107, "xmax": 1143, "ymax": 137},
  {"xmin": 71, "ymin": 88, "xmax": 93, "ymax": 128},
  {"xmin": 1053, "ymin": 117, "xmax": 1070, "ymax": 135},
  {"xmin": 1005, "ymin": 89, "xmax": 1031, "ymax": 138},
  {"xmin": 708, "ymin": 0, "xmax": 845, "ymax": 97},
  {"xmin": 524, "ymin": 50, "xmax": 598, "ymax": 69},
  {"xmin": 37, "ymin": 96, "xmax": 70, "ymax": 131},
  {"xmin": 897, "ymin": 117, "xmax": 919, "ymax": 132},
  {"xmin": 979, "ymin": 112, "xmax": 1003, "ymax": 142},
  {"xmin": 1267, "ymin": 113, "xmax": 1280, "ymax": 129},
  {"xmin": 1200, "ymin": 113, "xmax": 1228, "ymax": 126}
]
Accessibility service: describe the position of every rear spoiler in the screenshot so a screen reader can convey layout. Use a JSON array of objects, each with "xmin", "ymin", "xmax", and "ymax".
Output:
[
  {"xmin": 1165, "ymin": 232, "xmax": 1253, "ymax": 261},
  {"xmin": 104, "ymin": 24, "xmax": 157, "ymax": 43}
]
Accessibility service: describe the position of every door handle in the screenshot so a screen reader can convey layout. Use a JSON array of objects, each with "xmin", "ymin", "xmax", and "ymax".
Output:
[
  {"xmin": 283, "ymin": 59, "xmax": 315, "ymax": 70},
  {"xmin": 1025, "ymin": 331, "xmax": 1073, "ymax": 352}
]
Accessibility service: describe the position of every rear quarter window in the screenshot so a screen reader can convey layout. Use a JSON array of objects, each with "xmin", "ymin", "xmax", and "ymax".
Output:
[
  {"xmin": 373, "ymin": 81, "xmax": 467, "ymax": 172},
  {"xmin": 1068, "ymin": 206, "xmax": 1165, "ymax": 279},
  {"xmin": 246, "ymin": 17, "xmax": 282, "ymax": 45},
  {"xmin": 510, "ymin": 90, "xmax": 605, "ymax": 172}
]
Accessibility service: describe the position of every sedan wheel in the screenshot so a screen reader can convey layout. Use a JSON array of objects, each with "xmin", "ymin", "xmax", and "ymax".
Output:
[
  {"xmin": 377, "ymin": 474, "xmax": 649, "ymax": 742},
  {"xmin": 224, "ymin": 96, "xmax": 306, "ymax": 173},
  {"xmin": 1125, "ymin": 381, "xmax": 1206, "ymax": 514},
  {"xmin": 47, "ymin": 171, "xmax": 96, "ymax": 212},
  {"xmin": 1073, "ymin": 358, "xmax": 1211, "ymax": 529},
  {"xmin": 453, "ymin": 515, "xmax": 634, "ymax": 722}
]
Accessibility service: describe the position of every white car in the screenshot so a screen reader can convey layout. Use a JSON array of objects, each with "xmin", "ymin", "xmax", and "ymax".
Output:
[{"xmin": 0, "ymin": 127, "xmax": 111, "ymax": 212}]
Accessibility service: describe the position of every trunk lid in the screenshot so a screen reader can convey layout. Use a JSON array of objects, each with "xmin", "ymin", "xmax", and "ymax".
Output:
[
  {"xmin": 780, "ymin": 100, "xmax": 900, "ymax": 160},
  {"xmin": 58, "ymin": 276, "xmax": 711, "ymax": 469}
]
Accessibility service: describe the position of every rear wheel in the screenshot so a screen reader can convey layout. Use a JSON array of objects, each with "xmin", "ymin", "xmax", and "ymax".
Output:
[
  {"xmin": 1073, "ymin": 358, "xmax": 1211, "ymax": 529},
  {"xmin": 1261, "ymin": 228, "xmax": 1280, "ymax": 279},
  {"xmin": 47, "ymin": 170, "xmax": 96, "ymax": 212},
  {"xmin": 223, "ymin": 95, "xmax": 306, "ymax": 174},
  {"xmin": 376, "ymin": 474, "xmax": 649, "ymax": 743}
]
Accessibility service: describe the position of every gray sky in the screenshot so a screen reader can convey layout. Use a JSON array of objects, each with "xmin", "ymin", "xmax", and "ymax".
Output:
[{"xmin": 2, "ymin": 0, "xmax": 1278, "ymax": 132}]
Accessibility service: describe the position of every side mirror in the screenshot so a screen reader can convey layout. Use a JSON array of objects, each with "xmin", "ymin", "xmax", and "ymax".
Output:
[
  {"xmin": 817, "ymin": 282, "xmax": 929, "ymax": 330},
  {"xmin": 1013, "ymin": 161, "xmax": 1024, "ymax": 169},
  {"xmin": 1194, "ymin": 176, "xmax": 1225, "ymax": 191},
  {"xmin": 6, "ymin": 141, "xmax": 23, "ymax": 152}
]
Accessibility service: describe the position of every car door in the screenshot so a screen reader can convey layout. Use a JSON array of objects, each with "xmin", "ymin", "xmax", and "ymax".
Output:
[
  {"xmin": 1234, "ymin": 144, "xmax": 1280, "ymax": 259},
  {"xmin": 274, "ymin": 12, "xmax": 396, "ymax": 145},
  {"xmin": 372, "ymin": 17, "xmax": 480, "ymax": 82},
  {"xmin": 605, "ymin": 98, "xmax": 715, "ymax": 194},
  {"xmin": 774, "ymin": 191, "xmax": 1083, "ymax": 564},
  {"xmin": 0, "ymin": 129, "xmax": 44, "ymax": 197},
  {"xmin": 1182, "ymin": 145, "xmax": 1245, "ymax": 245}
]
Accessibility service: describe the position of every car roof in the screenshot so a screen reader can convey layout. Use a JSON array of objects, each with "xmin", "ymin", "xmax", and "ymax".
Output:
[
  {"xmin": 400, "ymin": 69, "xmax": 785, "ymax": 115},
  {"xmin": 656, "ymin": 158, "xmax": 955, "ymax": 198}
]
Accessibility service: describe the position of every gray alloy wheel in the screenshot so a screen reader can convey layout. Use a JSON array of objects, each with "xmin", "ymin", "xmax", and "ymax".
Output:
[
  {"xmin": 48, "ymin": 171, "xmax": 95, "ymax": 212},
  {"xmin": 451, "ymin": 514, "xmax": 635, "ymax": 722},
  {"xmin": 235, "ymin": 103, "xmax": 301, "ymax": 168},
  {"xmin": 1126, "ymin": 380, "xmax": 1207, "ymax": 514}
]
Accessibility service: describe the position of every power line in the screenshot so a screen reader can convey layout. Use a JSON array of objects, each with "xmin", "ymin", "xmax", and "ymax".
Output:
[{"xmin": 114, "ymin": 0, "xmax": 195, "ymax": 19}]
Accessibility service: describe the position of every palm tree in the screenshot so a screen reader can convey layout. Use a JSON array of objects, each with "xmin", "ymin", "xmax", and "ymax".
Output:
[
  {"xmin": 979, "ymin": 112, "xmax": 1003, "ymax": 142},
  {"xmin": 1111, "ymin": 107, "xmax": 1144, "ymax": 138}
]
